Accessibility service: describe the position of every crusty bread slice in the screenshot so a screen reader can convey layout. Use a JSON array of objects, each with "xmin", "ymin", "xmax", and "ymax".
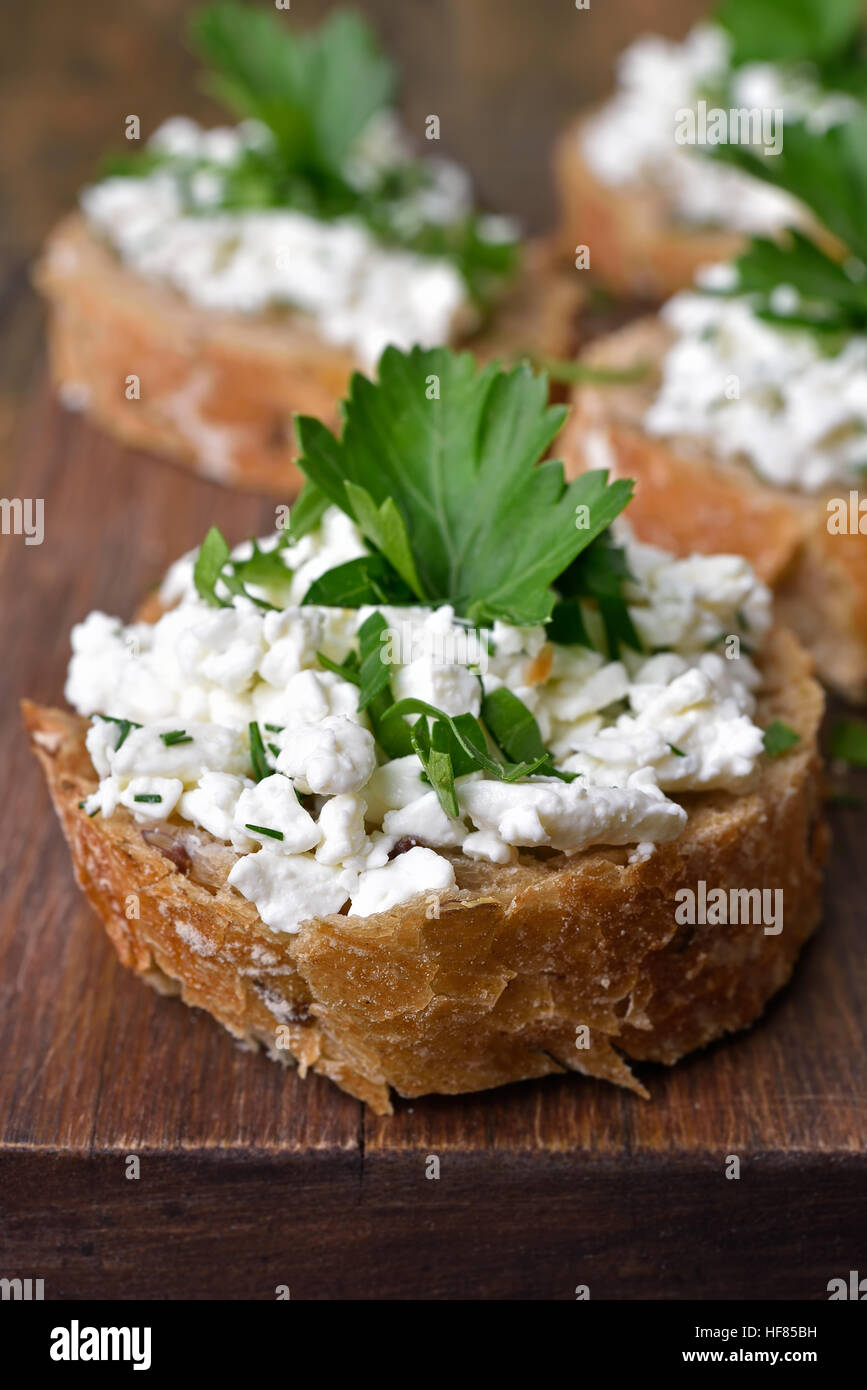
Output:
[
  {"xmin": 34, "ymin": 214, "xmax": 582, "ymax": 497},
  {"xmin": 22, "ymin": 625, "xmax": 827, "ymax": 1114},
  {"xmin": 554, "ymin": 115, "xmax": 746, "ymax": 299},
  {"xmin": 560, "ymin": 315, "xmax": 867, "ymax": 703},
  {"xmin": 554, "ymin": 114, "xmax": 841, "ymax": 300}
]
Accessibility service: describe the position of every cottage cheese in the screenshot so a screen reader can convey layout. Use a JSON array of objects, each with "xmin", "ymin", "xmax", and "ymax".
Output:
[
  {"xmin": 68, "ymin": 508, "xmax": 772, "ymax": 933},
  {"xmin": 81, "ymin": 116, "xmax": 475, "ymax": 367},
  {"xmin": 646, "ymin": 274, "xmax": 867, "ymax": 491},
  {"xmin": 581, "ymin": 23, "xmax": 857, "ymax": 235}
]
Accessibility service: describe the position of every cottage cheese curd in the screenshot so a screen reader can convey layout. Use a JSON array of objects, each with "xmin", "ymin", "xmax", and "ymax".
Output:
[
  {"xmin": 80, "ymin": 116, "xmax": 478, "ymax": 367},
  {"xmin": 581, "ymin": 24, "xmax": 857, "ymax": 235},
  {"xmin": 646, "ymin": 270, "xmax": 867, "ymax": 492},
  {"xmin": 67, "ymin": 509, "xmax": 772, "ymax": 933}
]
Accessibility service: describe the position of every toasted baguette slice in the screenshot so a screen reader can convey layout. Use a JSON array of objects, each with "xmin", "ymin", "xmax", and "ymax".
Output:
[
  {"xmin": 560, "ymin": 315, "xmax": 867, "ymax": 704},
  {"xmin": 35, "ymin": 214, "xmax": 581, "ymax": 497},
  {"xmin": 23, "ymin": 626, "xmax": 827, "ymax": 1114},
  {"xmin": 554, "ymin": 114, "xmax": 841, "ymax": 300}
]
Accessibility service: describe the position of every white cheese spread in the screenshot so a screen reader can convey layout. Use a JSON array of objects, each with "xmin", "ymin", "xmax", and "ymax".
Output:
[
  {"xmin": 80, "ymin": 116, "xmax": 476, "ymax": 367},
  {"xmin": 581, "ymin": 24, "xmax": 857, "ymax": 235},
  {"xmin": 67, "ymin": 508, "xmax": 772, "ymax": 933},
  {"xmin": 646, "ymin": 272, "xmax": 867, "ymax": 492}
]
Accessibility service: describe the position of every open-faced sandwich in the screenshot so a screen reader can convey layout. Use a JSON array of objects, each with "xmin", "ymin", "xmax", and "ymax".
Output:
[
  {"xmin": 555, "ymin": 0, "xmax": 864, "ymax": 297},
  {"xmin": 561, "ymin": 114, "xmax": 867, "ymax": 703},
  {"xmin": 25, "ymin": 347, "xmax": 827, "ymax": 1114},
  {"xmin": 35, "ymin": 2, "xmax": 578, "ymax": 496}
]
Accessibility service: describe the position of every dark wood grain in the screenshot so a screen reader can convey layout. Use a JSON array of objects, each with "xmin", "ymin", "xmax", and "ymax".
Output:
[{"xmin": 0, "ymin": 0, "xmax": 865, "ymax": 1301}]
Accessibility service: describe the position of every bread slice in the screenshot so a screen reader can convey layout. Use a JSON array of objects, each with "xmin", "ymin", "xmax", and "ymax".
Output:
[
  {"xmin": 22, "ymin": 624, "xmax": 827, "ymax": 1114},
  {"xmin": 554, "ymin": 114, "xmax": 841, "ymax": 300},
  {"xmin": 35, "ymin": 214, "xmax": 582, "ymax": 497},
  {"xmin": 554, "ymin": 115, "xmax": 746, "ymax": 299},
  {"xmin": 560, "ymin": 315, "xmax": 867, "ymax": 703}
]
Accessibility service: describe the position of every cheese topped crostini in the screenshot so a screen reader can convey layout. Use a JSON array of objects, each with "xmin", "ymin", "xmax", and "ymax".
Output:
[
  {"xmin": 35, "ymin": 3, "xmax": 578, "ymax": 495},
  {"xmin": 555, "ymin": 0, "xmax": 864, "ymax": 296},
  {"xmin": 26, "ymin": 346, "xmax": 826, "ymax": 1113}
]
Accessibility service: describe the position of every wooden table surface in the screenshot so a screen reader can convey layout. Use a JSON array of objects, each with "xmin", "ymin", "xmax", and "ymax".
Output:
[{"xmin": 1, "ymin": 0, "xmax": 865, "ymax": 1301}]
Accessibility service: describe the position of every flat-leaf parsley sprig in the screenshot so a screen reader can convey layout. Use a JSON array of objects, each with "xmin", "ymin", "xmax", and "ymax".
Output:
[
  {"xmin": 102, "ymin": 2, "xmax": 519, "ymax": 306},
  {"xmin": 293, "ymin": 344, "xmax": 635, "ymax": 628}
]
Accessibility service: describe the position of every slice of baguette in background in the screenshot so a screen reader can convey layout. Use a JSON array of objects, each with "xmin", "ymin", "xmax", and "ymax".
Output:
[
  {"xmin": 22, "ymin": 625, "xmax": 827, "ymax": 1114},
  {"xmin": 560, "ymin": 315, "xmax": 867, "ymax": 704},
  {"xmin": 554, "ymin": 114, "xmax": 842, "ymax": 300},
  {"xmin": 34, "ymin": 214, "xmax": 582, "ymax": 497},
  {"xmin": 554, "ymin": 114, "xmax": 746, "ymax": 299}
]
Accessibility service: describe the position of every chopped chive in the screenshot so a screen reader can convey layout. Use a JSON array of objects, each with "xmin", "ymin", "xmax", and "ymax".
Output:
[
  {"xmin": 264, "ymin": 723, "xmax": 284, "ymax": 732},
  {"xmin": 134, "ymin": 793, "xmax": 163, "ymax": 803},
  {"xmin": 245, "ymin": 823, "xmax": 284, "ymax": 841},
  {"xmin": 95, "ymin": 713, "xmax": 142, "ymax": 749},
  {"xmin": 78, "ymin": 799, "xmax": 99, "ymax": 817},
  {"xmin": 160, "ymin": 729, "xmax": 193, "ymax": 746},
  {"xmin": 667, "ymin": 742, "xmax": 687, "ymax": 757},
  {"xmin": 268, "ymin": 743, "xmax": 280, "ymax": 757},
  {"xmin": 249, "ymin": 721, "xmax": 270, "ymax": 781}
]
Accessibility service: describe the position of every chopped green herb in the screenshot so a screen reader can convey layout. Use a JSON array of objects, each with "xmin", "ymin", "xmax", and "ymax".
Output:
[
  {"xmin": 133, "ymin": 793, "xmax": 163, "ymax": 803},
  {"xmin": 317, "ymin": 649, "xmax": 362, "ymax": 686},
  {"xmin": 160, "ymin": 730, "xmax": 193, "ymax": 746},
  {"xmin": 95, "ymin": 714, "xmax": 142, "ymax": 750},
  {"xmin": 532, "ymin": 357, "xmax": 652, "ymax": 386},
  {"xmin": 763, "ymin": 720, "xmax": 801, "ymax": 757},
  {"xmin": 264, "ymin": 723, "xmax": 284, "ymax": 732},
  {"xmin": 245, "ymin": 823, "xmax": 285, "ymax": 841},
  {"xmin": 481, "ymin": 687, "xmax": 578, "ymax": 783},
  {"xmin": 248, "ymin": 721, "xmax": 271, "ymax": 782},
  {"xmin": 667, "ymin": 743, "xmax": 687, "ymax": 758}
]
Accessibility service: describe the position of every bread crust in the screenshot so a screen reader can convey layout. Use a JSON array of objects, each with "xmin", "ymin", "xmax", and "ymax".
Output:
[
  {"xmin": 35, "ymin": 214, "xmax": 582, "ymax": 497},
  {"xmin": 22, "ymin": 625, "xmax": 827, "ymax": 1113},
  {"xmin": 560, "ymin": 315, "xmax": 867, "ymax": 703},
  {"xmin": 554, "ymin": 115, "xmax": 746, "ymax": 299},
  {"xmin": 554, "ymin": 114, "xmax": 841, "ymax": 300}
]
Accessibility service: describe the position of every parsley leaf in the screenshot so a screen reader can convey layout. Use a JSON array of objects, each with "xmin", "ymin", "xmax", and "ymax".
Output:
[
  {"xmin": 713, "ymin": 117, "xmax": 867, "ymax": 268},
  {"xmin": 550, "ymin": 531, "xmax": 642, "ymax": 658},
  {"xmin": 192, "ymin": 3, "xmax": 394, "ymax": 178},
  {"xmin": 714, "ymin": 0, "xmax": 863, "ymax": 68},
  {"xmin": 763, "ymin": 720, "xmax": 801, "ymax": 757},
  {"xmin": 295, "ymin": 346, "xmax": 633, "ymax": 627},
  {"xmin": 301, "ymin": 552, "xmax": 415, "ymax": 607},
  {"xmin": 481, "ymin": 687, "xmax": 578, "ymax": 782}
]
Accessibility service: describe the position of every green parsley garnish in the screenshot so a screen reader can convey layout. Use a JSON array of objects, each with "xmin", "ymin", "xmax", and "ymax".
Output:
[
  {"xmin": 763, "ymin": 720, "xmax": 801, "ymax": 757},
  {"xmin": 104, "ymin": 3, "xmax": 519, "ymax": 305},
  {"xmin": 667, "ymin": 743, "xmax": 687, "ymax": 758},
  {"xmin": 160, "ymin": 730, "xmax": 193, "ymax": 746},
  {"xmin": 829, "ymin": 717, "xmax": 867, "ymax": 766},
  {"xmin": 133, "ymin": 793, "xmax": 163, "ymax": 803},
  {"xmin": 194, "ymin": 527, "xmax": 286, "ymax": 610},
  {"xmin": 294, "ymin": 346, "xmax": 633, "ymax": 628},
  {"xmin": 245, "ymin": 823, "xmax": 284, "ymax": 841},
  {"xmin": 714, "ymin": 0, "xmax": 864, "ymax": 72}
]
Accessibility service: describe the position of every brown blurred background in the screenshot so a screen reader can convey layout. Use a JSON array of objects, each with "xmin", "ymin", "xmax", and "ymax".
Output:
[{"xmin": 0, "ymin": 0, "xmax": 709, "ymax": 261}]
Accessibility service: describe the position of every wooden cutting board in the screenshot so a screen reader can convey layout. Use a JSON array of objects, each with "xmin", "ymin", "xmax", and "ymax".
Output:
[{"xmin": 1, "ymin": 279, "xmax": 865, "ymax": 1300}]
